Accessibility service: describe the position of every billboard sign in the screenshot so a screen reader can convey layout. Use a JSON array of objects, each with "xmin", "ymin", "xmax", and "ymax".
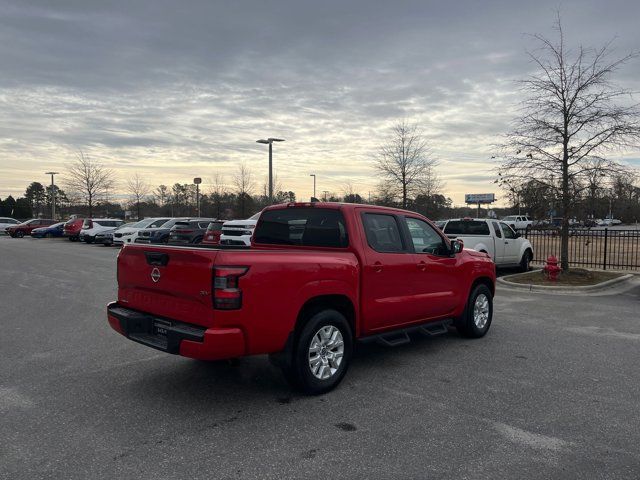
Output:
[{"xmin": 465, "ymin": 193, "xmax": 495, "ymax": 204}]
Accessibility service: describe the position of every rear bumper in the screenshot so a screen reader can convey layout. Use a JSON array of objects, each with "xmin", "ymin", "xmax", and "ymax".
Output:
[{"xmin": 107, "ymin": 302, "xmax": 245, "ymax": 360}]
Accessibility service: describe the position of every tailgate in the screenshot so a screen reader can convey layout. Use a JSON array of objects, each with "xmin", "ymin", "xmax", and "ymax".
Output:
[{"xmin": 117, "ymin": 245, "xmax": 219, "ymax": 327}]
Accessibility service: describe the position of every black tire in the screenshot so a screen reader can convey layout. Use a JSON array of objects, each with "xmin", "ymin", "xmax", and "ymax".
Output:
[
  {"xmin": 85, "ymin": 237, "xmax": 94, "ymax": 244},
  {"xmin": 456, "ymin": 284, "xmax": 493, "ymax": 338},
  {"xmin": 45, "ymin": 233, "xmax": 53, "ymax": 239},
  {"xmin": 15, "ymin": 231, "xmax": 24, "ymax": 238},
  {"xmin": 281, "ymin": 309, "xmax": 352, "ymax": 395},
  {"xmin": 519, "ymin": 250, "xmax": 532, "ymax": 272},
  {"xmin": 192, "ymin": 236, "xmax": 203, "ymax": 244}
]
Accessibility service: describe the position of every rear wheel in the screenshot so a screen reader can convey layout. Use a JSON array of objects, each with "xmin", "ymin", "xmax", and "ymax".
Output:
[
  {"xmin": 456, "ymin": 284, "xmax": 493, "ymax": 338},
  {"xmin": 192, "ymin": 236, "xmax": 203, "ymax": 244},
  {"xmin": 281, "ymin": 309, "xmax": 352, "ymax": 395}
]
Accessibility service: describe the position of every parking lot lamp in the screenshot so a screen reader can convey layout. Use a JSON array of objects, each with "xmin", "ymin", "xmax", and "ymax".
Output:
[
  {"xmin": 194, "ymin": 177, "xmax": 202, "ymax": 216},
  {"xmin": 45, "ymin": 172, "xmax": 59, "ymax": 220},
  {"xmin": 256, "ymin": 138, "xmax": 285, "ymax": 204},
  {"xmin": 310, "ymin": 174, "xmax": 316, "ymax": 199}
]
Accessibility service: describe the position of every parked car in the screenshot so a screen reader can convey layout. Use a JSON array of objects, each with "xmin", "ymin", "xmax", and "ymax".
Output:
[
  {"xmin": 6, "ymin": 219, "xmax": 56, "ymax": 238},
  {"xmin": 501, "ymin": 215, "xmax": 533, "ymax": 230},
  {"xmin": 113, "ymin": 218, "xmax": 172, "ymax": 246},
  {"xmin": 63, "ymin": 217, "xmax": 85, "ymax": 241},
  {"xmin": 433, "ymin": 220, "xmax": 446, "ymax": 230},
  {"xmin": 108, "ymin": 202, "xmax": 496, "ymax": 394},
  {"xmin": 219, "ymin": 212, "xmax": 261, "ymax": 246},
  {"xmin": 79, "ymin": 218, "xmax": 125, "ymax": 243},
  {"xmin": 134, "ymin": 218, "xmax": 189, "ymax": 244},
  {"xmin": 201, "ymin": 220, "xmax": 225, "ymax": 246},
  {"xmin": 167, "ymin": 218, "xmax": 217, "ymax": 245},
  {"xmin": 30, "ymin": 222, "xmax": 65, "ymax": 238},
  {"xmin": 441, "ymin": 218, "xmax": 533, "ymax": 271},
  {"xmin": 597, "ymin": 217, "xmax": 622, "ymax": 226},
  {"xmin": 95, "ymin": 229, "xmax": 117, "ymax": 246},
  {"xmin": 0, "ymin": 217, "xmax": 20, "ymax": 234}
]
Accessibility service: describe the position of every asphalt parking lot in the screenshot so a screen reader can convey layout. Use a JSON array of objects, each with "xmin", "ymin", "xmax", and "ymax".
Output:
[{"xmin": 1, "ymin": 236, "xmax": 640, "ymax": 479}]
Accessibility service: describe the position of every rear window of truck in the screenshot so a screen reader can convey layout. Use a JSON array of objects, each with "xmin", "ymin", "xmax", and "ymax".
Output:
[
  {"xmin": 444, "ymin": 220, "xmax": 490, "ymax": 235},
  {"xmin": 254, "ymin": 208, "xmax": 348, "ymax": 248}
]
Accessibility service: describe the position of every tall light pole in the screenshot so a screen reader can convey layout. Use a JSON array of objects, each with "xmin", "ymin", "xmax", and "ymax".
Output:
[
  {"xmin": 310, "ymin": 174, "xmax": 316, "ymax": 199},
  {"xmin": 256, "ymin": 137, "xmax": 285, "ymax": 204},
  {"xmin": 194, "ymin": 177, "xmax": 202, "ymax": 216},
  {"xmin": 45, "ymin": 171, "xmax": 59, "ymax": 219},
  {"xmin": 322, "ymin": 190, "xmax": 329, "ymax": 202}
]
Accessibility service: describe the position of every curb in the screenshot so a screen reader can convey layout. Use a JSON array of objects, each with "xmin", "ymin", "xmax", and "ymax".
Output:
[{"xmin": 497, "ymin": 270, "xmax": 634, "ymax": 293}]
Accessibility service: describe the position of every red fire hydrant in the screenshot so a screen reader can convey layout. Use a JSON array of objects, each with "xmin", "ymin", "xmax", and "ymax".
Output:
[{"xmin": 543, "ymin": 255, "xmax": 561, "ymax": 281}]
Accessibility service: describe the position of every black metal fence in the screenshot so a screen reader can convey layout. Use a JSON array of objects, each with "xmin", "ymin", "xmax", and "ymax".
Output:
[{"xmin": 517, "ymin": 227, "xmax": 640, "ymax": 271}]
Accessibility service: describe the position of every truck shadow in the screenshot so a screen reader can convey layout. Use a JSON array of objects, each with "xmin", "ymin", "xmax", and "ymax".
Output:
[{"xmin": 125, "ymin": 329, "xmax": 463, "ymax": 407}]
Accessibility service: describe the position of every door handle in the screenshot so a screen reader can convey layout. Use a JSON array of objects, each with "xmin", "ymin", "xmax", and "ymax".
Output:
[
  {"xmin": 504, "ymin": 241, "xmax": 509, "ymax": 244},
  {"xmin": 373, "ymin": 262, "xmax": 383, "ymax": 273},
  {"xmin": 417, "ymin": 261, "xmax": 426, "ymax": 271}
]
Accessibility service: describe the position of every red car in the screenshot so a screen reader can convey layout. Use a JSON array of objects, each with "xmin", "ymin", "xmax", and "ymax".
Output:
[
  {"xmin": 63, "ymin": 218, "xmax": 84, "ymax": 241},
  {"xmin": 108, "ymin": 203, "xmax": 496, "ymax": 394},
  {"xmin": 201, "ymin": 220, "xmax": 225, "ymax": 246},
  {"xmin": 7, "ymin": 219, "xmax": 56, "ymax": 238}
]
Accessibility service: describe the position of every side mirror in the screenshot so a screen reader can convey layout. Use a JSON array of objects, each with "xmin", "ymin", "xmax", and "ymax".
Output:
[
  {"xmin": 451, "ymin": 239, "xmax": 464, "ymax": 254},
  {"xmin": 515, "ymin": 232, "xmax": 521, "ymax": 238}
]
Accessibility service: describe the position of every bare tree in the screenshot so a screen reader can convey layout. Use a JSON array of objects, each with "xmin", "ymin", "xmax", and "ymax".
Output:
[
  {"xmin": 208, "ymin": 173, "xmax": 227, "ymax": 218},
  {"xmin": 498, "ymin": 16, "xmax": 639, "ymax": 270},
  {"xmin": 233, "ymin": 162, "xmax": 256, "ymax": 218},
  {"xmin": 126, "ymin": 173, "xmax": 150, "ymax": 220},
  {"xmin": 64, "ymin": 152, "xmax": 115, "ymax": 217},
  {"xmin": 376, "ymin": 121, "xmax": 440, "ymax": 209}
]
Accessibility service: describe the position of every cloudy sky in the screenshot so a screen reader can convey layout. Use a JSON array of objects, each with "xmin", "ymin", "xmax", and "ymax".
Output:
[{"xmin": 1, "ymin": 0, "xmax": 639, "ymax": 205}]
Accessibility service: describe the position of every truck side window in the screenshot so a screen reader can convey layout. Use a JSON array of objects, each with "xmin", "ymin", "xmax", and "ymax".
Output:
[
  {"xmin": 362, "ymin": 213, "xmax": 405, "ymax": 253},
  {"xmin": 491, "ymin": 221, "xmax": 502, "ymax": 238},
  {"xmin": 500, "ymin": 222, "xmax": 517, "ymax": 239},
  {"xmin": 405, "ymin": 217, "xmax": 448, "ymax": 255}
]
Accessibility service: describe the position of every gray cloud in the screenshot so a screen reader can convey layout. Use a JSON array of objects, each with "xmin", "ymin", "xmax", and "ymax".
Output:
[{"xmin": 0, "ymin": 0, "xmax": 639, "ymax": 202}]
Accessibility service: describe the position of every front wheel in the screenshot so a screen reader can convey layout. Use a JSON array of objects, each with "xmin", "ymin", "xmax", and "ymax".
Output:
[
  {"xmin": 15, "ymin": 231, "xmax": 24, "ymax": 238},
  {"xmin": 519, "ymin": 250, "xmax": 532, "ymax": 272},
  {"xmin": 282, "ymin": 309, "xmax": 352, "ymax": 395},
  {"xmin": 456, "ymin": 284, "xmax": 493, "ymax": 338}
]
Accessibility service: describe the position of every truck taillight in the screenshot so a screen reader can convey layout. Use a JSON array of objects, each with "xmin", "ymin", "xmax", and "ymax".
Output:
[{"xmin": 213, "ymin": 266, "xmax": 248, "ymax": 310}]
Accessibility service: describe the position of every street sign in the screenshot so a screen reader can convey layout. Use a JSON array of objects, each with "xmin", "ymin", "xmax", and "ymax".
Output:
[
  {"xmin": 193, "ymin": 177, "xmax": 202, "ymax": 185},
  {"xmin": 465, "ymin": 193, "xmax": 495, "ymax": 204}
]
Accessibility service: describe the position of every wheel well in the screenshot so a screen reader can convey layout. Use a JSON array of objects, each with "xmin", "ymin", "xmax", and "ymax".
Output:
[
  {"xmin": 470, "ymin": 276, "xmax": 495, "ymax": 297},
  {"xmin": 295, "ymin": 295, "xmax": 356, "ymax": 337}
]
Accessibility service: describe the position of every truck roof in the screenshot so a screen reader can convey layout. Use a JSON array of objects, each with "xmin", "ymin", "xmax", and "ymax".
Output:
[{"xmin": 263, "ymin": 201, "xmax": 429, "ymax": 218}]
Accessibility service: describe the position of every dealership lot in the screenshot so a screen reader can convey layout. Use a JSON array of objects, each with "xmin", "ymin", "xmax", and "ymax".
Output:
[{"xmin": 1, "ymin": 237, "xmax": 640, "ymax": 479}]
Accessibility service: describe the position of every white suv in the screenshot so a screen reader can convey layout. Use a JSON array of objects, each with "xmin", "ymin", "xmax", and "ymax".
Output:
[
  {"xmin": 219, "ymin": 212, "xmax": 261, "ymax": 246},
  {"xmin": 113, "ymin": 217, "xmax": 171, "ymax": 246},
  {"xmin": 0, "ymin": 217, "xmax": 20, "ymax": 234},
  {"xmin": 502, "ymin": 215, "xmax": 533, "ymax": 230},
  {"xmin": 79, "ymin": 218, "xmax": 125, "ymax": 243}
]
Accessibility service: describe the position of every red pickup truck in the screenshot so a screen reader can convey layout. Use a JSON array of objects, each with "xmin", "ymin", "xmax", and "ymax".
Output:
[{"xmin": 108, "ymin": 203, "xmax": 495, "ymax": 394}]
